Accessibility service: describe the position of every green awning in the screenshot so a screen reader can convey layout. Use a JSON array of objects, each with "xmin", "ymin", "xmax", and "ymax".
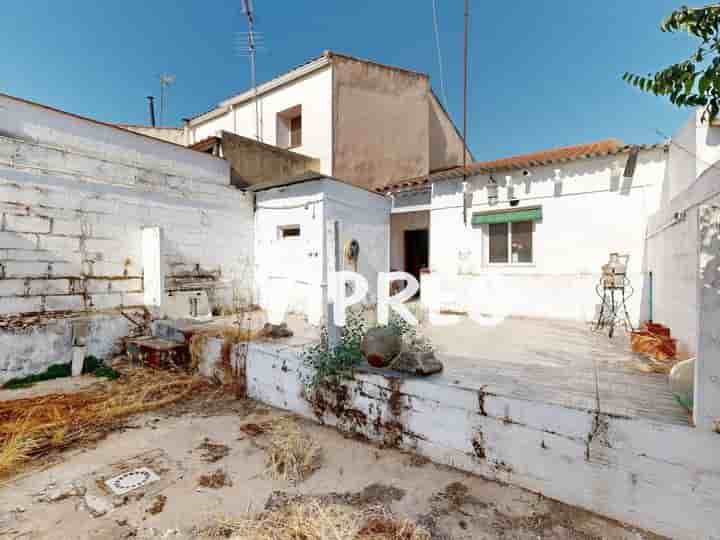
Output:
[{"xmin": 472, "ymin": 207, "xmax": 542, "ymax": 226}]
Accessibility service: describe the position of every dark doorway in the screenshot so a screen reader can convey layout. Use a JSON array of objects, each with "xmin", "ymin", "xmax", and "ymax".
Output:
[{"xmin": 404, "ymin": 229, "xmax": 429, "ymax": 282}]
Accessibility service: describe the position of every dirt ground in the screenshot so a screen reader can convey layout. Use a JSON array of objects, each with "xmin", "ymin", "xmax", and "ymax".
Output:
[{"xmin": 0, "ymin": 380, "xmax": 664, "ymax": 540}]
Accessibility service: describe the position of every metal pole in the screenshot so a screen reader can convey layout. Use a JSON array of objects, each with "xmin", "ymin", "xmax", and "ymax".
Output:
[
  {"xmin": 146, "ymin": 96, "xmax": 156, "ymax": 127},
  {"xmin": 462, "ymin": 0, "xmax": 470, "ymax": 225}
]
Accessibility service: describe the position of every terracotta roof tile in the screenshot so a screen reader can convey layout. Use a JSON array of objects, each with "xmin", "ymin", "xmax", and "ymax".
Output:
[{"xmin": 378, "ymin": 139, "xmax": 666, "ymax": 193}]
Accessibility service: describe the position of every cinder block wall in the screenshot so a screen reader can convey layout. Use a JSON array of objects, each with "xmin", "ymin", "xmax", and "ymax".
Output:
[{"xmin": 0, "ymin": 94, "xmax": 255, "ymax": 381}]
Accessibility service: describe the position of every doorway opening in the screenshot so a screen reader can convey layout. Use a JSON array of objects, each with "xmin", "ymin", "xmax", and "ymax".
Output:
[{"xmin": 404, "ymin": 229, "xmax": 429, "ymax": 287}]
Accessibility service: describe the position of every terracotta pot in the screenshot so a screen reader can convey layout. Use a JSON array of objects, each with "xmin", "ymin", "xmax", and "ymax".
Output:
[{"xmin": 361, "ymin": 327, "xmax": 402, "ymax": 368}]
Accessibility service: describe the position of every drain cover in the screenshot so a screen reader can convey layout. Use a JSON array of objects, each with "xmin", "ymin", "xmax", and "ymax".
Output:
[{"xmin": 105, "ymin": 467, "xmax": 160, "ymax": 495}]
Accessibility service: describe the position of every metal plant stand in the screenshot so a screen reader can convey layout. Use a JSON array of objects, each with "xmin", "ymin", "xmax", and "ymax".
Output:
[{"xmin": 594, "ymin": 276, "xmax": 634, "ymax": 338}]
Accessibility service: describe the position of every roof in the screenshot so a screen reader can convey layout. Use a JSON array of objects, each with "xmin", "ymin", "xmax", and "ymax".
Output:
[
  {"xmin": 188, "ymin": 50, "xmax": 429, "ymax": 124},
  {"xmin": 246, "ymin": 171, "xmax": 327, "ymax": 192},
  {"xmin": 116, "ymin": 124, "xmax": 183, "ymax": 131},
  {"xmin": 379, "ymin": 139, "xmax": 667, "ymax": 193},
  {"xmin": 0, "ymin": 92, "xmax": 197, "ymax": 151}
]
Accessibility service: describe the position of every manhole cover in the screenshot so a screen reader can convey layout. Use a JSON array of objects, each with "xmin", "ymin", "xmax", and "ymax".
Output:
[{"xmin": 105, "ymin": 467, "xmax": 160, "ymax": 495}]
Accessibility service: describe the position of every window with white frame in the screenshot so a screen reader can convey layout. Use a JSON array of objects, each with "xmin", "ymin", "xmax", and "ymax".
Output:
[{"xmin": 488, "ymin": 220, "xmax": 533, "ymax": 264}]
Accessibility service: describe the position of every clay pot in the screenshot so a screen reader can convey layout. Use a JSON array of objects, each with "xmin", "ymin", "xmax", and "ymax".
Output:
[{"xmin": 361, "ymin": 327, "xmax": 402, "ymax": 368}]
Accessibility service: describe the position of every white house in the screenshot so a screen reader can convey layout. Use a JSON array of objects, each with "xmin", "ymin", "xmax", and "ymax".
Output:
[{"xmin": 382, "ymin": 139, "xmax": 669, "ymax": 330}]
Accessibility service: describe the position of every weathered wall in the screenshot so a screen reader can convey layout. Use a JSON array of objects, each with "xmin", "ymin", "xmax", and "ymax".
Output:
[
  {"xmin": 219, "ymin": 131, "xmax": 320, "ymax": 187},
  {"xmin": 0, "ymin": 94, "xmax": 255, "ymax": 378},
  {"xmin": 333, "ymin": 55, "xmax": 430, "ymax": 189},
  {"xmin": 0, "ymin": 313, "xmax": 138, "ymax": 383},
  {"xmin": 423, "ymin": 149, "xmax": 667, "ymax": 323},
  {"xmin": 245, "ymin": 340, "xmax": 720, "ymax": 540},
  {"xmin": 428, "ymin": 92, "xmax": 472, "ymax": 171},
  {"xmin": 189, "ymin": 65, "xmax": 334, "ymax": 175},
  {"xmin": 117, "ymin": 125, "xmax": 186, "ymax": 146}
]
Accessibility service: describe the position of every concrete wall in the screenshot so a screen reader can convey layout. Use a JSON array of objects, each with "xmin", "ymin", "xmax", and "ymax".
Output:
[
  {"xmin": 0, "ymin": 313, "xmax": 137, "ymax": 384},
  {"xmin": 118, "ymin": 125, "xmax": 185, "ymax": 146},
  {"xmin": 254, "ymin": 178, "xmax": 389, "ymax": 324},
  {"xmin": 219, "ymin": 131, "xmax": 320, "ymax": 187},
  {"xmin": 428, "ymin": 92, "xmax": 472, "ymax": 171},
  {"xmin": 390, "ymin": 211, "xmax": 429, "ymax": 271},
  {"xmin": 422, "ymin": 149, "xmax": 667, "ymax": 322},
  {"xmin": 189, "ymin": 65, "xmax": 334, "ymax": 176},
  {"xmin": 332, "ymin": 55, "xmax": 429, "ymax": 189},
  {"xmin": 0, "ymin": 94, "xmax": 255, "ymax": 379},
  {"xmin": 245, "ymin": 339, "xmax": 720, "ymax": 540}
]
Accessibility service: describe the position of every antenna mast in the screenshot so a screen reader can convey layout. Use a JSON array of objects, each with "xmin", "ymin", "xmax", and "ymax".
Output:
[
  {"xmin": 241, "ymin": 0, "xmax": 262, "ymax": 141},
  {"xmin": 159, "ymin": 74, "xmax": 176, "ymax": 127}
]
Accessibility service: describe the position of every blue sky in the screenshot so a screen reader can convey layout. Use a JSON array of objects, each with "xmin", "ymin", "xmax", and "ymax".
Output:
[{"xmin": 0, "ymin": 1, "xmax": 697, "ymax": 160}]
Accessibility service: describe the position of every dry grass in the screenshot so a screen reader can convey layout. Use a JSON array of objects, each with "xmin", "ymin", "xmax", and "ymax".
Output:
[
  {"xmin": 264, "ymin": 418, "xmax": 322, "ymax": 483},
  {"xmin": 198, "ymin": 468, "xmax": 232, "ymax": 489},
  {"xmin": 188, "ymin": 325, "xmax": 256, "ymax": 371},
  {"xmin": 197, "ymin": 502, "xmax": 430, "ymax": 540},
  {"xmin": 0, "ymin": 368, "xmax": 207, "ymax": 478}
]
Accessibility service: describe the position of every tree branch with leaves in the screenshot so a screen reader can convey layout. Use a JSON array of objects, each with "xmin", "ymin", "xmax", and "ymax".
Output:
[{"xmin": 624, "ymin": 4, "xmax": 720, "ymax": 122}]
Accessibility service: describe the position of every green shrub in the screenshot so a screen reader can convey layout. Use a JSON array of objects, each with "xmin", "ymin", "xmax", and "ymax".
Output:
[{"xmin": 300, "ymin": 308, "xmax": 368, "ymax": 393}]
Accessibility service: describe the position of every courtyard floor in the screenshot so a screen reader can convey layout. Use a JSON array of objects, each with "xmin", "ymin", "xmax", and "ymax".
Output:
[{"xmin": 0, "ymin": 376, "xmax": 664, "ymax": 540}]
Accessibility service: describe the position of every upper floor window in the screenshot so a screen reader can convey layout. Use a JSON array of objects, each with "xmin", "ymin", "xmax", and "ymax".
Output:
[{"xmin": 277, "ymin": 105, "xmax": 302, "ymax": 149}]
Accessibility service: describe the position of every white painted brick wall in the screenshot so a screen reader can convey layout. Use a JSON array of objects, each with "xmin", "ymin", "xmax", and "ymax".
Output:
[
  {"xmin": 0, "ymin": 96, "xmax": 254, "ymax": 322},
  {"xmin": 0, "ymin": 296, "xmax": 42, "ymax": 313},
  {"xmin": 0, "ymin": 279, "xmax": 26, "ymax": 296},
  {"xmin": 4, "ymin": 214, "xmax": 51, "ymax": 234}
]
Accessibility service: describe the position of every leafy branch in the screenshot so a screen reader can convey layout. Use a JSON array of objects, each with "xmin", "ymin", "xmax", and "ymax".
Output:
[{"xmin": 624, "ymin": 4, "xmax": 720, "ymax": 122}]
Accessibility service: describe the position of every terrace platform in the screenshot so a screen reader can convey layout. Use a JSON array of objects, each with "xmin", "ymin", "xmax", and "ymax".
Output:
[{"xmin": 422, "ymin": 316, "xmax": 689, "ymax": 426}]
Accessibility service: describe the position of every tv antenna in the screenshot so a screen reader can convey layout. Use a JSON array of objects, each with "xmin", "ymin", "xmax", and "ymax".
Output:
[
  {"xmin": 240, "ymin": 0, "xmax": 262, "ymax": 141},
  {"xmin": 159, "ymin": 74, "xmax": 176, "ymax": 127}
]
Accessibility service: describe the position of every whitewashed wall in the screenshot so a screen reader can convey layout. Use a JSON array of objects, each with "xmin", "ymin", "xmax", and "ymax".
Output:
[
  {"xmin": 423, "ymin": 149, "xmax": 667, "ymax": 323},
  {"xmin": 0, "ymin": 94, "xmax": 254, "ymax": 381},
  {"xmin": 254, "ymin": 182, "xmax": 325, "ymax": 324},
  {"xmin": 189, "ymin": 65, "xmax": 333, "ymax": 175},
  {"xmin": 254, "ymin": 179, "xmax": 389, "ymax": 324},
  {"xmin": 646, "ymin": 156, "xmax": 720, "ymax": 357},
  {"xmin": 323, "ymin": 180, "xmax": 391, "ymax": 304}
]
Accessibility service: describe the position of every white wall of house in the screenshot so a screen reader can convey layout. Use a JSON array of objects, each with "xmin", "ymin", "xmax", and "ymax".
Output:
[
  {"xmin": 254, "ymin": 178, "xmax": 389, "ymax": 325},
  {"xmin": 422, "ymin": 149, "xmax": 667, "ymax": 323},
  {"xmin": 189, "ymin": 66, "xmax": 333, "ymax": 175},
  {"xmin": 0, "ymin": 94, "xmax": 254, "ymax": 382},
  {"xmin": 662, "ymin": 110, "xmax": 720, "ymax": 206}
]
